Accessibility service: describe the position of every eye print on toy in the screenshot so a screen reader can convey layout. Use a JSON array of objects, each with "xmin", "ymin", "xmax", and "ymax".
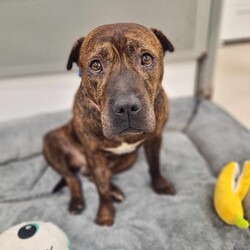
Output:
[{"xmin": 18, "ymin": 224, "xmax": 53, "ymax": 250}]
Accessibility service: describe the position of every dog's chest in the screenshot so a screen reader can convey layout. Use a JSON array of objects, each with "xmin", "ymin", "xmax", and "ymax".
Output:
[{"xmin": 104, "ymin": 140, "xmax": 143, "ymax": 155}]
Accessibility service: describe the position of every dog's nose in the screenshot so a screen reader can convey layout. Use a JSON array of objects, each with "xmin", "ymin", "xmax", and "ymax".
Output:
[{"xmin": 113, "ymin": 95, "xmax": 141, "ymax": 116}]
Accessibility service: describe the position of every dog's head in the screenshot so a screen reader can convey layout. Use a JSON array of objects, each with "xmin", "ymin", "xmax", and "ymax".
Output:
[{"xmin": 67, "ymin": 23, "xmax": 174, "ymax": 139}]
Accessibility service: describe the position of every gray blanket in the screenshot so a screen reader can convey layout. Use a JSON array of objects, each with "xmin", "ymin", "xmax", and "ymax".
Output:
[{"xmin": 1, "ymin": 97, "xmax": 250, "ymax": 250}]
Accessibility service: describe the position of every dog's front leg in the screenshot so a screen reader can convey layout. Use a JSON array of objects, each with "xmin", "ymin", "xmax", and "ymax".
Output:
[
  {"xmin": 144, "ymin": 135, "xmax": 176, "ymax": 195},
  {"xmin": 89, "ymin": 153, "xmax": 115, "ymax": 226}
]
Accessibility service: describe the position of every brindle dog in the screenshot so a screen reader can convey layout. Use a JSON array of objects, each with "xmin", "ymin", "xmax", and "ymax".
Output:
[{"xmin": 43, "ymin": 23, "xmax": 175, "ymax": 226}]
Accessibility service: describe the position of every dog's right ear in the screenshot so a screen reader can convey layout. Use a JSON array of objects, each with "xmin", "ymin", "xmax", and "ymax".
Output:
[
  {"xmin": 66, "ymin": 37, "xmax": 85, "ymax": 70},
  {"xmin": 151, "ymin": 28, "xmax": 174, "ymax": 55}
]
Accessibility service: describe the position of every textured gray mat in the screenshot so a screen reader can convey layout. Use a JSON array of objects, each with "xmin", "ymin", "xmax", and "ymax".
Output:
[{"xmin": 0, "ymin": 97, "xmax": 250, "ymax": 250}]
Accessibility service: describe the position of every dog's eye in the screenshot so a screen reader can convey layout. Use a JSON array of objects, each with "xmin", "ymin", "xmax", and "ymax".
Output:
[
  {"xmin": 90, "ymin": 60, "xmax": 102, "ymax": 72},
  {"xmin": 141, "ymin": 53, "xmax": 153, "ymax": 67}
]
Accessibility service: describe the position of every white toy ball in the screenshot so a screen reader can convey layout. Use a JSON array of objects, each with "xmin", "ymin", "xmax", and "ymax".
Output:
[{"xmin": 0, "ymin": 221, "xmax": 70, "ymax": 250}]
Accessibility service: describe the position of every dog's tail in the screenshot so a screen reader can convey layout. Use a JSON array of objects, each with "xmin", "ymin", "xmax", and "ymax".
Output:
[{"xmin": 52, "ymin": 178, "xmax": 67, "ymax": 193}]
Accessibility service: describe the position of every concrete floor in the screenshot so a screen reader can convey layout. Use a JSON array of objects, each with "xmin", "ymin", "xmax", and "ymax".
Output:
[{"xmin": 213, "ymin": 43, "xmax": 250, "ymax": 129}]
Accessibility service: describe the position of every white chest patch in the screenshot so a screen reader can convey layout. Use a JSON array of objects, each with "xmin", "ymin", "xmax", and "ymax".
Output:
[{"xmin": 104, "ymin": 140, "xmax": 144, "ymax": 155}]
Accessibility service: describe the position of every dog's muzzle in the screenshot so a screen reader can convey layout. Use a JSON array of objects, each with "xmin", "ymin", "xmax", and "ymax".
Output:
[
  {"xmin": 112, "ymin": 93, "xmax": 142, "ymax": 130},
  {"xmin": 101, "ymin": 93, "xmax": 155, "ymax": 138}
]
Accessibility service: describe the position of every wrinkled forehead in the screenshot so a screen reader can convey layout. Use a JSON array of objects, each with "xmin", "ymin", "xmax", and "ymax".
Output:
[{"xmin": 80, "ymin": 24, "xmax": 162, "ymax": 58}]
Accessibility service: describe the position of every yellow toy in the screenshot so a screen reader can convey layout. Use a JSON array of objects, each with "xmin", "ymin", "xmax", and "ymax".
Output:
[{"xmin": 214, "ymin": 161, "xmax": 250, "ymax": 229}]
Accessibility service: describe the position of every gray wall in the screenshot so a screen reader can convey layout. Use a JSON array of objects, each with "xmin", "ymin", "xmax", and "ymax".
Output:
[{"xmin": 0, "ymin": 0, "xmax": 211, "ymax": 77}]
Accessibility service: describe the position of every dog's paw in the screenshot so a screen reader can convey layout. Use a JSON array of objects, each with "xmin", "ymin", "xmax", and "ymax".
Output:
[
  {"xmin": 152, "ymin": 176, "xmax": 176, "ymax": 195},
  {"xmin": 95, "ymin": 203, "xmax": 115, "ymax": 226},
  {"xmin": 68, "ymin": 198, "xmax": 85, "ymax": 215},
  {"xmin": 95, "ymin": 216, "xmax": 114, "ymax": 227}
]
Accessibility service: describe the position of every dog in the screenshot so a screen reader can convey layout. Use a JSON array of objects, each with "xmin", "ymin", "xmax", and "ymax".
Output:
[{"xmin": 43, "ymin": 23, "xmax": 175, "ymax": 226}]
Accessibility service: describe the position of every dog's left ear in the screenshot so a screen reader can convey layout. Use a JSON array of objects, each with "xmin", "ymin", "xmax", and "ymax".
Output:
[
  {"xmin": 151, "ymin": 28, "xmax": 174, "ymax": 54},
  {"xmin": 66, "ymin": 37, "xmax": 85, "ymax": 70}
]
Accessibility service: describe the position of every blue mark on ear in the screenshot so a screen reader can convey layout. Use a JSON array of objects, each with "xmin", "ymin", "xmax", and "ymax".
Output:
[{"xmin": 78, "ymin": 70, "xmax": 81, "ymax": 77}]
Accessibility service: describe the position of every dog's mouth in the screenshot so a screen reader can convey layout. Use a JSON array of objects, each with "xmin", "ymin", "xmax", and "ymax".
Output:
[
  {"xmin": 101, "ymin": 104, "xmax": 156, "ymax": 139},
  {"xmin": 119, "ymin": 127, "xmax": 144, "ymax": 136}
]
